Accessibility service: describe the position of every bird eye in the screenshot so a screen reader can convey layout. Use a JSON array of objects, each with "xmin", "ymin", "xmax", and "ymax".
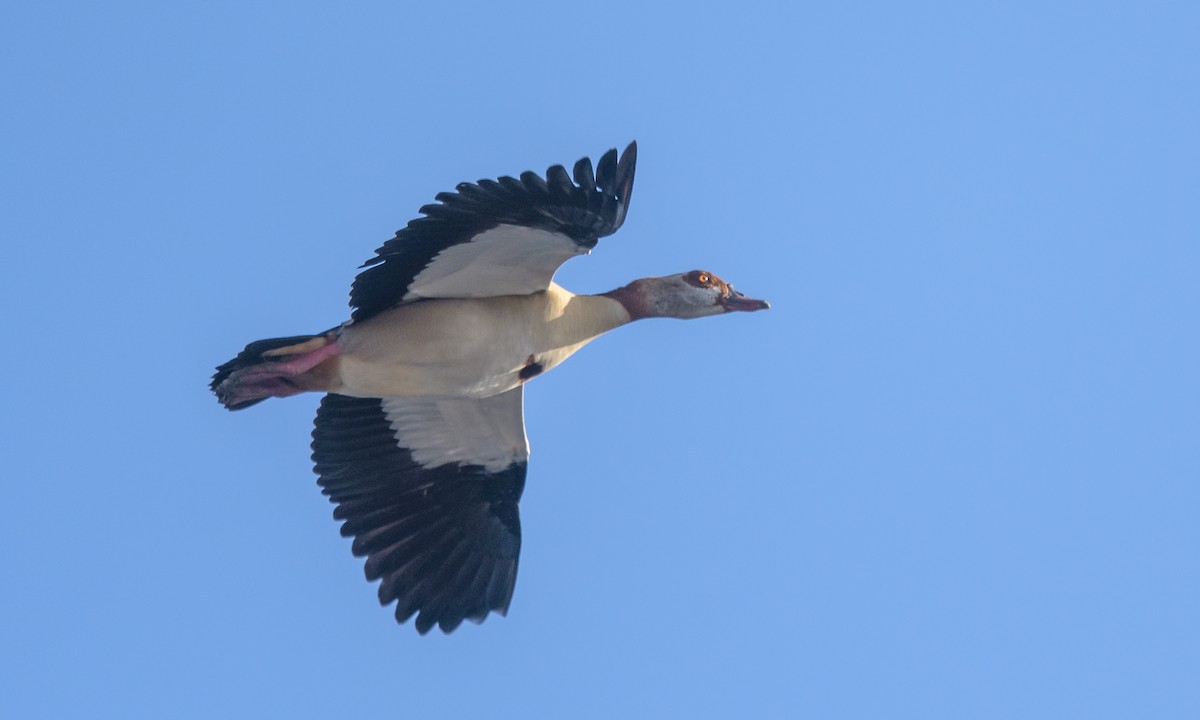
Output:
[{"xmin": 698, "ymin": 273, "xmax": 711, "ymax": 284}]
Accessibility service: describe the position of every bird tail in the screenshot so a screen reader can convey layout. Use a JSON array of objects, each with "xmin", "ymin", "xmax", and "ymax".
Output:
[{"xmin": 211, "ymin": 331, "xmax": 340, "ymax": 411}]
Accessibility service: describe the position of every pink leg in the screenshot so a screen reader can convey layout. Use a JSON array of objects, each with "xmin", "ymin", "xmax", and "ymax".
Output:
[
  {"xmin": 217, "ymin": 340, "xmax": 342, "ymax": 408},
  {"xmin": 235, "ymin": 340, "xmax": 342, "ymax": 380}
]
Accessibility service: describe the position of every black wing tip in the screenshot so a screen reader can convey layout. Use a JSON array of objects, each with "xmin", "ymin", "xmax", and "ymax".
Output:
[
  {"xmin": 621, "ymin": 139, "xmax": 638, "ymax": 163},
  {"xmin": 571, "ymin": 141, "xmax": 635, "ymax": 190},
  {"xmin": 572, "ymin": 140, "xmax": 637, "ymax": 231},
  {"xmin": 411, "ymin": 605, "xmax": 506, "ymax": 635},
  {"xmin": 610, "ymin": 140, "xmax": 637, "ymax": 229},
  {"xmin": 617, "ymin": 140, "xmax": 636, "ymax": 195},
  {"xmin": 385, "ymin": 550, "xmax": 518, "ymax": 634},
  {"xmin": 399, "ymin": 588, "xmax": 514, "ymax": 635}
]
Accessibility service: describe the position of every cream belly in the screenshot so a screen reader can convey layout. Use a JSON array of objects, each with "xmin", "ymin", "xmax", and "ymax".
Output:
[{"xmin": 331, "ymin": 283, "xmax": 630, "ymax": 399}]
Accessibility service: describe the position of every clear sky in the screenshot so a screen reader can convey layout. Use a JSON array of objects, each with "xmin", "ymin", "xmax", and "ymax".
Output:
[{"xmin": 2, "ymin": 2, "xmax": 1197, "ymax": 718}]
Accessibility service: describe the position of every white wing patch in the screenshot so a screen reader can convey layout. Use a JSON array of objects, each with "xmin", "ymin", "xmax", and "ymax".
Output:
[
  {"xmin": 381, "ymin": 388, "xmax": 529, "ymax": 472},
  {"xmin": 403, "ymin": 224, "xmax": 586, "ymax": 300}
]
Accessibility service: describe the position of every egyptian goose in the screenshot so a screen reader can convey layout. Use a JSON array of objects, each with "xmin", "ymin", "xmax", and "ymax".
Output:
[{"xmin": 212, "ymin": 142, "xmax": 768, "ymax": 633}]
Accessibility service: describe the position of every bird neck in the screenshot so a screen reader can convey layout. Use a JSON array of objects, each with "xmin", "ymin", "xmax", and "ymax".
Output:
[
  {"xmin": 538, "ymin": 283, "xmax": 633, "ymax": 343},
  {"xmin": 600, "ymin": 279, "xmax": 656, "ymax": 321},
  {"xmin": 601, "ymin": 278, "xmax": 695, "ymax": 321}
]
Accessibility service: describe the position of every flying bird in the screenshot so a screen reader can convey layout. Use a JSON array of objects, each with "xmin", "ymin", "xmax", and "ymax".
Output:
[{"xmin": 211, "ymin": 142, "xmax": 769, "ymax": 633}]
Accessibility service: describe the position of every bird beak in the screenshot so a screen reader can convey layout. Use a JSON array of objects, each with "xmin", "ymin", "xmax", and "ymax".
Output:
[{"xmin": 722, "ymin": 288, "xmax": 770, "ymax": 312}]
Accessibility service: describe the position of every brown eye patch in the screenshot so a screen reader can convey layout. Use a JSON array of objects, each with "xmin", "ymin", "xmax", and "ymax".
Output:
[{"xmin": 685, "ymin": 270, "xmax": 719, "ymax": 288}]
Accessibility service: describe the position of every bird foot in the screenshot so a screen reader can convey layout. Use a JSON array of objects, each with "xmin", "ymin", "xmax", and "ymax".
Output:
[{"xmin": 217, "ymin": 336, "xmax": 342, "ymax": 409}]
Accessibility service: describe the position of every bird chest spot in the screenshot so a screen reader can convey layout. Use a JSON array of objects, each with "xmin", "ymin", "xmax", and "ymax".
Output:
[{"xmin": 518, "ymin": 355, "xmax": 544, "ymax": 382}]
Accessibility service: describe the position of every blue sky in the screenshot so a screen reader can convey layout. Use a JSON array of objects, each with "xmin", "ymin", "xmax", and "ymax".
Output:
[{"xmin": 3, "ymin": 1, "xmax": 1197, "ymax": 717}]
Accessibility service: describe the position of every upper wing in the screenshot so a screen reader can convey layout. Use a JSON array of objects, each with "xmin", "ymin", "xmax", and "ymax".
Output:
[
  {"xmin": 349, "ymin": 142, "xmax": 637, "ymax": 321},
  {"xmin": 311, "ymin": 388, "xmax": 529, "ymax": 634}
]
